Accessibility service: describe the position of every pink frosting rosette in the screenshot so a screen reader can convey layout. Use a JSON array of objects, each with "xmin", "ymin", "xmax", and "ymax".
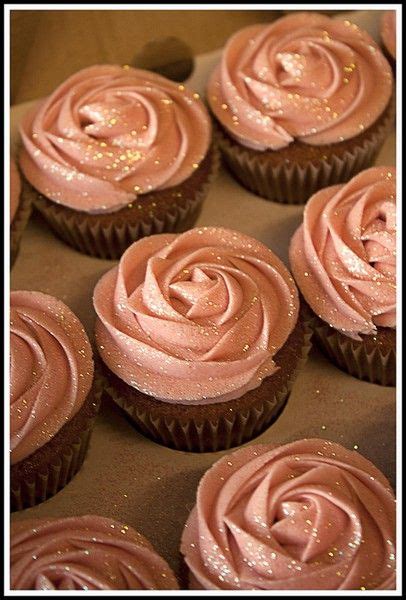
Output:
[
  {"xmin": 181, "ymin": 439, "xmax": 396, "ymax": 590},
  {"xmin": 208, "ymin": 12, "xmax": 393, "ymax": 151},
  {"xmin": 381, "ymin": 11, "xmax": 396, "ymax": 60},
  {"xmin": 10, "ymin": 291, "xmax": 94, "ymax": 465},
  {"xmin": 10, "ymin": 158, "xmax": 21, "ymax": 223},
  {"xmin": 289, "ymin": 166, "xmax": 396, "ymax": 339},
  {"xmin": 93, "ymin": 227, "xmax": 299, "ymax": 404},
  {"xmin": 19, "ymin": 64, "xmax": 211, "ymax": 214},
  {"xmin": 11, "ymin": 516, "xmax": 178, "ymax": 590}
]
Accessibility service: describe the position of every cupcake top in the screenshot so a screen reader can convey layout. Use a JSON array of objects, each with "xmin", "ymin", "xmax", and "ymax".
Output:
[
  {"xmin": 181, "ymin": 439, "xmax": 396, "ymax": 590},
  {"xmin": 289, "ymin": 167, "xmax": 396, "ymax": 339},
  {"xmin": 10, "ymin": 291, "xmax": 94, "ymax": 465},
  {"xmin": 208, "ymin": 12, "xmax": 393, "ymax": 151},
  {"xmin": 11, "ymin": 515, "xmax": 178, "ymax": 590},
  {"xmin": 10, "ymin": 158, "xmax": 21, "ymax": 223},
  {"xmin": 93, "ymin": 226, "xmax": 299, "ymax": 404},
  {"xmin": 381, "ymin": 11, "xmax": 396, "ymax": 60},
  {"xmin": 19, "ymin": 64, "xmax": 211, "ymax": 214}
]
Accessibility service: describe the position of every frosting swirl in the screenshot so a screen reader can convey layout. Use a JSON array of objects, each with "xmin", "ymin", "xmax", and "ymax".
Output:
[
  {"xmin": 93, "ymin": 227, "xmax": 298, "ymax": 404},
  {"xmin": 181, "ymin": 439, "xmax": 396, "ymax": 590},
  {"xmin": 11, "ymin": 516, "xmax": 178, "ymax": 590},
  {"xmin": 208, "ymin": 12, "xmax": 393, "ymax": 151},
  {"xmin": 381, "ymin": 11, "xmax": 396, "ymax": 60},
  {"xmin": 19, "ymin": 65, "xmax": 211, "ymax": 214},
  {"xmin": 10, "ymin": 291, "xmax": 94, "ymax": 464},
  {"xmin": 10, "ymin": 158, "xmax": 21, "ymax": 223},
  {"xmin": 289, "ymin": 167, "xmax": 396, "ymax": 339}
]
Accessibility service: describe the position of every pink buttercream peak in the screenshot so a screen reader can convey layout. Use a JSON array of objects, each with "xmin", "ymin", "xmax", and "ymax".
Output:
[
  {"xmin": 10, "ymin": 291, "xmax": 94, "ymax": 464},
  {"xmin": 19, "ymin": 64, "xmax": 211, "ymax": 214},
  {"xmin": 10, "ymin": 158, "xmax": 21, "ymax": 223},
  {"xmin": 289, "ymin": 166, "xmax": 396, "ymax": 338},
  {"xmin": 11, "ymin": 516, "xmax": 179, "ymax": 590},
  {"xmin": 208, "ymin": 12, "xmax": 393, "ymax": 151},
  {"xmin": 181, "ymin": 439, "xmax": 396, "ymax": 590},
  {"xmin": 93, "ymin": 227, "xmax": 299, "ymax": 404}
]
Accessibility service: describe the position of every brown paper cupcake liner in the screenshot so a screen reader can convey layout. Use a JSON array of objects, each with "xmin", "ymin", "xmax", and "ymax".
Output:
[
  {"xmin": 100, "ymin": 317, "xmax": 313, "ymax": 453},
  {"xmin": 10, "ymin": 190, "xmax": 32, "ymax": 268},
  {"xmin": 214, "ymin": 100, "xmax": 395, "ymax": 205},
  {"xmin": 11, "ymin": 426, "xmax": 93, "ymax": 512},
  {"xmin": 28, "ymin": 146, "xmax": 220, "ymax": 260},
  {"xmin": 312, "ymin": 316, "xmax": 396, "ymax": 387},
  {"xmin": 10, "ymin": 378, "xmax": 103, "ymax": 512}
]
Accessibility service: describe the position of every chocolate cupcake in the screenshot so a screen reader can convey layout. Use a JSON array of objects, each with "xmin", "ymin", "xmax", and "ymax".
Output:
[
  {"xmin": 289, "ymin": 166, "xmax": 396, "ymax": 386},
  {"xmin": 207, "ymin": 12, "xmax": 394, "ymax": 204},
  {"xmin": 380, "ymin": 11, "xmax": 396, "ymax": 71},
  {"xmin": 10, "ymin": 515, "xmax": 179, "ymax": 590},
  {"xmin": 10, "ymin": 291, "xmax": 101, "ymax": 511},
  {"xmin": 93, "ymin": 226, "xmax": 312, "ymax": 452},
  {"xmin": 10, "ymin": 158, "xmax": 31, "ymax": 267},
  {"xmin": 181, "ymin": 439, "xmax": 396, "ymax": 590},
  {"xmin": 18, "ymin": 65, "xmax": 218, "ymax": 259}
]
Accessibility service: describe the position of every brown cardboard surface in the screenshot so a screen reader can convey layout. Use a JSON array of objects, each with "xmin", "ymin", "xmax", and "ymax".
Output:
[
  {"xmin": 10, "ymin": 9, "xmax": 280, "ymax": 104},
  {"xmin": 10, "ymin": 11, "xmax": 396, "ymax": 587}
]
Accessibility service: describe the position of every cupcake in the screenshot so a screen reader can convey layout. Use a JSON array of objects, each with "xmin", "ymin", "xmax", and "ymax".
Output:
[
  {"xmin": 181, "ymin": 439, "xmax": 396, "ymax": 590},
  {"xmin": 10, "ymin": 291, "xmax": 101, "ymax": 511},
  {"xmin": 18, "ymin": 65, "xmax": 217, "ymax": 259},
  {"xmin": 10, "ymin": 515, "xmax": 178, "ymax": 590},
  {"xmin": 207, "ymin": 12, "xmax": 394, "ymax": 204},
  {"xmin": 380, "ymin": 11, "xmax": 396, "ymax": 70},
  {"xmin": 93, "ymin": 226, "xmax": 312, "ymax": 452},
  {"xmin": 289, "ymin": 166, "xmax": 396, "ymax": 386},
  {"xmin": 10, "ymin": 158, "xmax": 31, "ymax": 267}
]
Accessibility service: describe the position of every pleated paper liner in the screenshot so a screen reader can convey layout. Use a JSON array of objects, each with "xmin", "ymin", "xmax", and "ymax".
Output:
[
  {"xmin": 10, "ymin": 379, "xmax": 103, "ymax": 512},
  {"xmin": 28, "ymin": 145, "xmax": 220, "ymax": 260},
  {"xmin": 99, "ymin": 314, "xmax": 313, "ymax": 453},
  {"xmin": 10, "ymin": 190, "xmax": 32, "ymax": 268},
  {"xmin": 213, "ymin": 97, "xmax": 395, "ymax": 205},
  {"xmin": 311, "ymin": 313, "xmax": 396, "ymax": 387}
]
